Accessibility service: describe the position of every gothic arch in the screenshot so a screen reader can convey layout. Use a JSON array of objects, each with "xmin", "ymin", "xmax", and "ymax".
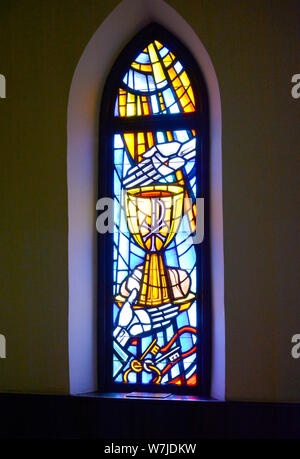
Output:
[{"xmin": 67, "ymin": 0, "xmax": 224, "ymax": 399}]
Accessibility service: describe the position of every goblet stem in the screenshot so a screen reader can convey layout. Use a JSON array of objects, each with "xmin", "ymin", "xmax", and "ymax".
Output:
[{"xmin": 138, "ymin": 252, "xmax": 172, "ymax": 307}]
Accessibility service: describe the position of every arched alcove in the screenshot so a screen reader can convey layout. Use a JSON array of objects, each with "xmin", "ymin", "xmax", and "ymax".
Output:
[{"xmin": 67, "ymin": 0, "xmax": 224, "ymax": 399}]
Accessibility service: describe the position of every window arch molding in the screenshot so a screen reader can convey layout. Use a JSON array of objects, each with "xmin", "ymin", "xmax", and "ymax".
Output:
[
  {"xmin": 98, "ymin": 23, "xmax": 210, "ymax": 394},
  {"xmin": 67, "ymin": 0, "xmax": 224, "ymax": 399}
]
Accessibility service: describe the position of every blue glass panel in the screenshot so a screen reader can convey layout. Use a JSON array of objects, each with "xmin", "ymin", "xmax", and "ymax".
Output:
[
  {"xmin": 165, "ymin": 248, "xmax": 179, "ymax": 267},
  {"xmin": 119, "ymin": 233, "xmax": 129, "ymax": 258},
  {"xmin": 186, "ymin": 364, "xmax": 196, "ymax": 380},
  {"xmin": 128, "ymin": 372, "xmax": 137, "ymax": 383},
  {"xmin": 113, "ymin": 303, "xmax": 119, "ymax": 323},
  {"xmin": 159, "ymin": 47, "xmax": 169, "ymax": 58},
  {"xmin": 169, "ymin": 103, "xmax": 180, "ymax": 113},
  {"xmin": 114, "ymin": 148, "xmax": 124, "ymax": 165},
  {"xmin": 177, "ymin": 311, "xmax": 188, "ymax": 329},
  {"xmin": 114, "ymin": 96, "xmax": 119, "ymax": 116},
  {"xmin": 142, "ymin": 336, "xmax": 153, "ymax": 353},
  {"xmin": 162, "ymin": 88, "xmax": 175, "ymax": 107},
  {"xmin": 150, "ymin": 94, "xmax": 159, "ymax": 113},
  {"xmin": 174, "ymin": 61, "xmax": 183, "ymax": 74},
  {"xmin": 130, "ymin": 242, "xmax": 145, "ymax": 257},
  {"xmin": 156, "ymin": 331, "xmax": 164, "ymax": 347},
  {"xmin": 128, "ymin": 69, "xmax": 134, "ymax": 88},
  {"xmin": 179, "ymin": 245, "xmax": 196, "ymax": 270},
  {"xmin": 114, "ymin": 171, "xmax": 121, "ymax": 197},
  {"xmin": 117, "ymin": 255, "xmax": 128, "ymax": 271},
  {"xmin": 142, "ymin": 372, "xmax": 153, "ymax": 383},
  {"xmin": 185, "ymin": 159, "xmax": 195, "ymax": 175},
  {"xmin": 122, "ymin": 149, "xmax": 131, "ymax": 176},
  {"xmin": 183, "ymin": 353, "xmax": 196, "ymax": 370},
  {"xmin": 147, "ymin": 75, "xmax": 156, "ymax": 91},
  {"xmin": 112, "ymin": 126, "xmax": 199, "ymax": 386},
  {"xmin": 133, "ymin": 71, "xmax": 148, "ymax": 91},
  {"xmin": 171, "ymin": 364, "xmax": 180, "ymax": 378},
  {"xmin": 156, "ymin": 131, "xmax": 165, "ymax": 143},
  {"xmin": 129, "ymin": 253, "xmax": 143, "ymax": 269},
  {"xmin": 173, "ymin": 130, "xmax": 189, "ymax": 142},
  {"xmin": 187, "ymin": 302, "xmax": 197, "ymax": 326},
  {"xmin": 157, "ymin": 80, "xmax": 168, "ymax": 89},
  {"xmin": 114, "ymin": 134, "xmax": 124, "ymax": 148},
  {"xmin": 135, "ymin": 52, "xmax": 150, "ymax": 64}
]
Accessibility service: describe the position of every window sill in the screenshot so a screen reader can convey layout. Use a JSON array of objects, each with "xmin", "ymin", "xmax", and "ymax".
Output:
[{"xmin": 75, "ymin": 392, "xmax": 220, "ymax": 402}]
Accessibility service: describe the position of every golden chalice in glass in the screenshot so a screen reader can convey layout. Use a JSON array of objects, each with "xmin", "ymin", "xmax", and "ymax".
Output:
[{"xmin": 115, "ymin": 184, "xmax": 195, "ymax": 310}]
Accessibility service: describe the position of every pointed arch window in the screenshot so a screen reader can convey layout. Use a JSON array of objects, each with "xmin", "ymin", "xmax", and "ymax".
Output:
[{"xmin": 99, "ymin": 24, "xmax": 210, "ymax": 395}]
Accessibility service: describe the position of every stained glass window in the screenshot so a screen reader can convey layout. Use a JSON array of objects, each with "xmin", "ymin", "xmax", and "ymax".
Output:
[{"xmin": 99, "ymin": 25, "xmax": 210, "ymax": 393}]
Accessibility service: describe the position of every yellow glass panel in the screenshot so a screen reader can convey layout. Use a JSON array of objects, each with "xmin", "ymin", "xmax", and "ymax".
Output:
[
  {"xmin": 159, "ymin": 93, "xmax": 165, "ymax": 110},
  {"xmin": 148, "ymin": 43, "xmax": 166, "ymax": 83},
  {"xmin": 166, "ymin": 131, "xmax": 173, "ymax": 141},
  {"xmin": 163, "ymin": 55, "xmax": 173, "ymax": 67},
  {"xmin": 180, "ymin": 71, "xmax": 190, "ymax": 88},
  {"xmin": 143, "ymin": 102, "xmax": 150, "ymax": 115},
  {"xmin": 187, "ymin": 86, "xmax": 195, "ymax": 105},
  {"xmin": 180, "ymin": 93, "xmax": 190, "ymax": 107},
  {"xmin": 175, "ymin": 170, "xmax": 184, "ymax": 185},
  {"xmin": 131, "ymin": 62, "xmax": 140, "ymax": 70},
  {"xmin": 154, "ymin": 40, "xmax": 163, "ymax": 50},
  {"xmin": 147, "ymin": 132, "xmax": 154, "ymax": 148},
  {"xmin": 167, "ymin": 68, "xmax": 177, "ymax": 81},
  {"xmin": 156, "ymin": 239, "xmax": 163, "ymax": 251},
  {"xmin": 127, "ymin": 103, "xmax": 136, "ymax": 116},
  {"xmin": 126, "ymin": 186, "xmax": 140, "ymax": 194},
  {"xmin": 176, "ymin": 86, "xmax": 185, "ymax": 98},
  {"xmin": 119, "ymin": 106, "xmax": 126, "ymax": 117},
  {"xmin": 140, "ymin": 64, "xmax": 152, "ymax": 72},
  {"xmin": 124, "ymin": 133, "xmax": 135, "ymax": 158},
  {"xmin": 183, "ymin": 103, "xmax": 195, "ymax": 113},
  {"xmin": 138, "ymin": 144, "xmax": 146, "ymax": 156},
  {"xmin": 137, "ymin": 132, "xmax": 145, "ymax": 144},
  {"xmin": 172, "ymin": 77, "xmax": 181, "ymax": 89},
  {"xmin": 119, "ymin": 95, "xmax": 126, "ymax": 105},
  {"xmin": 152, "ymin": 62, "xmax": 166, "ymax": 83},
  {"xmin": 148, "ymin": 43, "xmax": 159, "ymax": 63},
  {"xmin": 127, "ymin": 92, "xmax": 135, "ymax": 103},
  {"xmin": 141, "ymin": 253, "xmax": 170, "ymax": 306}
]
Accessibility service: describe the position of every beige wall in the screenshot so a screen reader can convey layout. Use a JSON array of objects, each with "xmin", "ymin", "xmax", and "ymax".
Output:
[{"xmin": 0, "ymin": 0, "xmax": 299, "ymax": 400}]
